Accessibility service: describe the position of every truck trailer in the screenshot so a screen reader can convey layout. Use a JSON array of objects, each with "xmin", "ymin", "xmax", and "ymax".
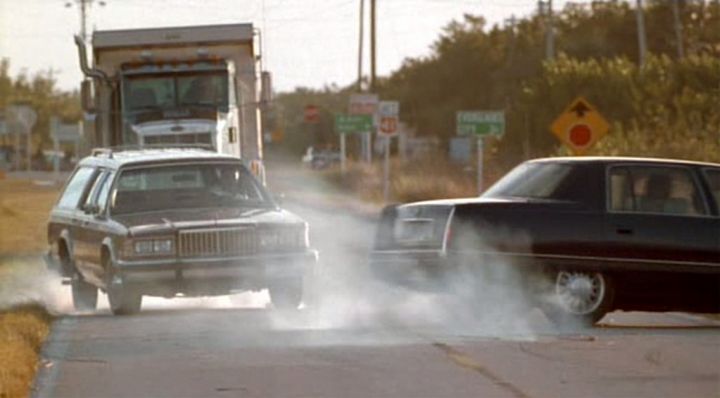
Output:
[{"xmin": 75, "ymin": 23, "xmax": 270, "ymax": 175}]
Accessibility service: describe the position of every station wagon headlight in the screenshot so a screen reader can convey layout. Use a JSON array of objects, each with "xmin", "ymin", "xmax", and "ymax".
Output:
[
  {"xmin": 259, "ymin": 225, "xmax": 308, "ymax": 250},
  {"xmin": 134, "ymin": 240, "xmax": 154, "ymax": 254},
  {"xmin": 131, "ymin": 238, "xmax": 174, "ymax": 256},
  {"xmin": 153, "ymin": 239, "xmax": 174, "ymax": 253}
]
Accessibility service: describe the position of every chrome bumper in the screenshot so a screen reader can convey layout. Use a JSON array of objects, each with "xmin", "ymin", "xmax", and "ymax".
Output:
[
  {"xmin": 369, "ymin": 249, "xmax": 451, "ymax": 289},
  {"xmin": 115, "ymin": 250, "xmax": 318, "ymax": 287}
]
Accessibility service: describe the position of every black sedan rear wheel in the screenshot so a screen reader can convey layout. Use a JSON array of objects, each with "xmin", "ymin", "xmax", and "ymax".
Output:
[{"xmin": 543, "ymin": 270, "xmax": 613, "ymax": 327}]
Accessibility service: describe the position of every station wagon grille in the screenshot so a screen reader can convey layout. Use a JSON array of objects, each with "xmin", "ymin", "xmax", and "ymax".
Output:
[{"xmin": 178, "ymin": 227, "xmax": 259, "ymax": 257}]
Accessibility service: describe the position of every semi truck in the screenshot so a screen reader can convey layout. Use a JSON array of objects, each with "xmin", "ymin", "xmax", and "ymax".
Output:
[{"xmin": 75, "ymin": 23, "xmax": 270, "ymax": 176}]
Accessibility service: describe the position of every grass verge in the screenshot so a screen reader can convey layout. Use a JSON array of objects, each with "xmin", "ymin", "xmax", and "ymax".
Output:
[
  {"xmin": 319, "ymin": 155, "xmax": 503, "ymax": 204},
  {"xmin": 0, "ymin": 304, "xmax": 51, "ymax": 398},
  {"xmin": 0, "ymin": 178, "xmax": 59, "ymax": 397}
]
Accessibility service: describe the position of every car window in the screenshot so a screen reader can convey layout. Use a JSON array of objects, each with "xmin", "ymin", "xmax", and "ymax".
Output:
[
  {"xmin": 482, "ymin": 162, "xmax": 574, "ymax": 200},
  {"xmin": 57, "ymin": 167, "xmax": 97, "ymax": 209},
  {"xmin": 609, "ymin": 166, "xmax": 708, "ymax": 216},
  {"xmin": 702, "ymin": 169, "xmax": 720, "ymax": 210},
  {"xmin": 111, "ymin": 162, "xmax": 269, "ymax": 214}
]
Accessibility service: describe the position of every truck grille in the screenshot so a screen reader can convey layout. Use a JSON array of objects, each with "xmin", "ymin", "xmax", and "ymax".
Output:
[{"xmin": 178, "ymin": 227, "xmax": 259, "ymax": 257}]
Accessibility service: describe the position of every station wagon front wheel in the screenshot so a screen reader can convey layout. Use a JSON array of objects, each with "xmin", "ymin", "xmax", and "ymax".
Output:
[
  {"xmin": 104, "ymin": 258, "xmax": 142, "ymax": 315},
  {"xmin": 268, "ymin": 278, "xmax": 303, "ymax": 310}
]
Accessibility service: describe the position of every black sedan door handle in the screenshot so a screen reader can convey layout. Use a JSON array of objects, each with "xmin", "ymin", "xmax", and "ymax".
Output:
[{"xmin": 616, "ymin": 227, "xmax": 634, "ymax": 235}]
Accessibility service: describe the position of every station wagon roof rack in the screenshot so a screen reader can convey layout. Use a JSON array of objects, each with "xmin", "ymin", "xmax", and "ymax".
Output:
[
  {"xmin": 91, "ymin": 144, "xmax": 216, "ymax": 158},
  {"xmin": 91, "ymin": 148, "xmax": 114, "ymax": 159}
]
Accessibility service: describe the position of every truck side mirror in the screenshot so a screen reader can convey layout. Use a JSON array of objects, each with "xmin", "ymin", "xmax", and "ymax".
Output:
[
  {"xmin": 261, "ymin": 71, "xmax": 272, "ymax": 104},
  {"xmin": 80, "ymin": 79, "xmax": 95, "ymax": 113}
]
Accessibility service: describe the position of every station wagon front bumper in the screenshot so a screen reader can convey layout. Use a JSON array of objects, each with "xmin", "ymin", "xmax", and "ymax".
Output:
[{"xmin": 114, "ymin": 249, "xmax": 318, "ymax": 296}]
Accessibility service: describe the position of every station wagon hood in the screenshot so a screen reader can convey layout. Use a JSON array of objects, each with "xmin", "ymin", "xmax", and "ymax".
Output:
[{"xmin": 114, "ymin": 207, "xmax": 304, "ymax": 237}]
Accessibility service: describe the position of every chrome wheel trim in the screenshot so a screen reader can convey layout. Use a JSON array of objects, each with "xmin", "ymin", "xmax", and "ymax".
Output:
[{"xmin": 555, "ymin": 271, "xmax": 606, "ymax": 315}]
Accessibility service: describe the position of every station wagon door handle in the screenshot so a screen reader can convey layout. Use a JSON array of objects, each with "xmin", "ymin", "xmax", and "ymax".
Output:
[{"xmin": 616, "ymin": 227, "xmax": 634, "ymax": 235}]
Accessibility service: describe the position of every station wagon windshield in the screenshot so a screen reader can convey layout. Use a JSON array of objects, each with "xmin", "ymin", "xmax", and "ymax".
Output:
[
  {"xmin": 482, "ymin": 162, "xmax": 574, "ymax": 200},
  {"xmin": 110, "ymin": 163, "xmax": 270, "ymax": 214}
]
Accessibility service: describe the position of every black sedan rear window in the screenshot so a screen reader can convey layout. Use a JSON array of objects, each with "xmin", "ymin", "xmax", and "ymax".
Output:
[
  {"xmin": 110, "ymin": 163, "xmax": 270, "ymax": 214},
  {"xmin": 482, "ymin": 162, "xmax": 575, "ymax": 200}
]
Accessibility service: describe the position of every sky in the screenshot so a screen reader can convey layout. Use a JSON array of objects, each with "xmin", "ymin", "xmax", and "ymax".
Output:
[{"xmin": 0, "ymin": 0, "xmax": 589, "ymax": 94}]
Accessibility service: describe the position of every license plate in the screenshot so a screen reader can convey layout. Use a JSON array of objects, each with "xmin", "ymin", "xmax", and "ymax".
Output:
[{"xmin": 396, "ymin": 219, "xmax": 434, "ymax": 242}]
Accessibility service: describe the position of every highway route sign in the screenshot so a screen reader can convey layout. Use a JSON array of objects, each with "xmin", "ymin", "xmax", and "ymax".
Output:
[
  {"xmin": 335, "ymin": 114, "xmax": 373, "ymax": 134},
  {"xmin": 378, "ymin": 101, "xmax": 399, "ymax": 137},
  {"xmin": 457, "ymin": 111, "xmax": 505, "ymax": 136}
]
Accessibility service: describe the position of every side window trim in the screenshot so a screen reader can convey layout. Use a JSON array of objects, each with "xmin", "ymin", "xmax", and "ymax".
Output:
[
  {"xmin": 78, "ymin": 168, "xmax": 103, "ymax": 211},
  {"xmin": 83, "ymin": 169, "xmax": 108, "ymax": 209},
  {"xmin": 606, "ymin": 164, "xmax": 711, "ymax": 217},
  {"xmin": 96, "ymin": 170, "xmax": 117, "ymax": 215},
  {"xmin": 700, "ymin": 167, "xmax": 720, "ymax": 216}
]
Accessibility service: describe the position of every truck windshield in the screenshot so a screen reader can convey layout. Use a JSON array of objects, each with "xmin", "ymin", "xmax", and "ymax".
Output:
[
  {"xmin": 110, "ymin": 163, "xmax": 271, "ymax": 215},
  {"xmin": 123, "ymin": 72, "xmax": 229, "ymax": 114}
]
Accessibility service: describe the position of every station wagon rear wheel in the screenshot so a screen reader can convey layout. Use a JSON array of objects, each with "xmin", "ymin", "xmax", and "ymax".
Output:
[{"xmin": 543, "ymin": 270, "xmax": 613, "ymax": 327}]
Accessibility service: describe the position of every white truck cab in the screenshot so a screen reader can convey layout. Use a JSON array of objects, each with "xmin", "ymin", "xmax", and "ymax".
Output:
[{"xmin": 75, "ymin": 24, "xmax": 270, "ymax": 179}]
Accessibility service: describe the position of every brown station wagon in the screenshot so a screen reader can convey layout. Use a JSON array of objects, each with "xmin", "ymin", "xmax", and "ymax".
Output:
[{"xmin": 46, "ymin": 148, "xmax": 317, "ymax": 315}]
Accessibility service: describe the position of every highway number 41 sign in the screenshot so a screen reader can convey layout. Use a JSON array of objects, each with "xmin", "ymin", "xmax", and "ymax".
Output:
[{"xmin": 550, "ymin": 97, "xmax": 610, "ymax": 156}]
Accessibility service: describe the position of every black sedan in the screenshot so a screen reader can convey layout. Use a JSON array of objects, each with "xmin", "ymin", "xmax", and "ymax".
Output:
[
  {"xmin": 46, "ymin": 148, "xmax": 317, "ymax": 315},
  {"xmin": 371, "ymin": 157, "xmax": 720, "ymax": 325}
]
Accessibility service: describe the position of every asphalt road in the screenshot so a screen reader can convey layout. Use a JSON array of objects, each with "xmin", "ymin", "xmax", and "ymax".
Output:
[{"xmin": 31, "ymin": 163, "xmax": 720, "ymax": 398}]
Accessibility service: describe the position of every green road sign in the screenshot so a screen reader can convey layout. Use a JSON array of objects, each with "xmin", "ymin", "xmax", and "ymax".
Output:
[
  {"xmin": 335, "ymin": 114, "xmax": 373, "ymax": 134},
  {"xmin": 456, "ymin": 111, "xmax": 505, "ymax": 136}
]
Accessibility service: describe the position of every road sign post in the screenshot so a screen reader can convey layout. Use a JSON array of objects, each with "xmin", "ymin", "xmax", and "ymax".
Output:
[
  {"xmin": 550, "ymin": 97, "xmax": 609, "ymax": 155},
  {"xmin": 349, "ymin": 94, "xmax": 379, "ymax": 163},
  {"xmin": 7, "ymin": 105, "xmax": 37, "ymax": 172},
  {"xmin": 335, "ymin": 114, "xmax": 374, "ymax": 174},
  {"xmin": 378, "ymin": 101, "xmax": 399, "ymax": 202},
  {"xmin": 457, "ymin": 110, "xmax": 505, "ymax": 194}
]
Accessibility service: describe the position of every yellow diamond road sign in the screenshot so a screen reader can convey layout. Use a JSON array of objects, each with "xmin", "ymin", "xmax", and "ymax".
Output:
[{"xmin": 550, "ymin": 97, "xmax": 610, "ymax": 155}]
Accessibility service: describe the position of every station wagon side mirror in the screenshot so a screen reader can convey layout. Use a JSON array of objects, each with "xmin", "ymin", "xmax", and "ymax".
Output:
[
  {"xmin": 272, "ymin": 192, "xmax": 285, "ymax": 206},
  {"xmin": 82, "ymin": 203, "xmax": 100, "ymax": 216}
]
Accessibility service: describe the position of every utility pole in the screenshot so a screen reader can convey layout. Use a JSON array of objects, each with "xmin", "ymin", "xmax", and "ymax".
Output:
[
  {"xmin": 370, "ymin": 0, "xmax": 377, "ymax": 92},
  {"xmin": 671, "ymin": 0, "xmax": 685, "ymax": 59},
  {"xmin": 365, "ymin": 0, "xmax": 376, "ymax": 164},
  {"xmin": 635, "ymin": 0, "xmax": 647, "ymax": 67},
  {"xmin": 65, "ymin": 0, "xmax": 106, "ymax": 43},
  {"xmin": 545, "ymin": 0, "xmax": 555, "ymax": 60},
  {"xmin": 504, "ymin": 15, "xmax": 518, "ymax": 67},
  {"xmin": 357, "ymin": 0, "xmax": 365, "ymax": 92}
]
